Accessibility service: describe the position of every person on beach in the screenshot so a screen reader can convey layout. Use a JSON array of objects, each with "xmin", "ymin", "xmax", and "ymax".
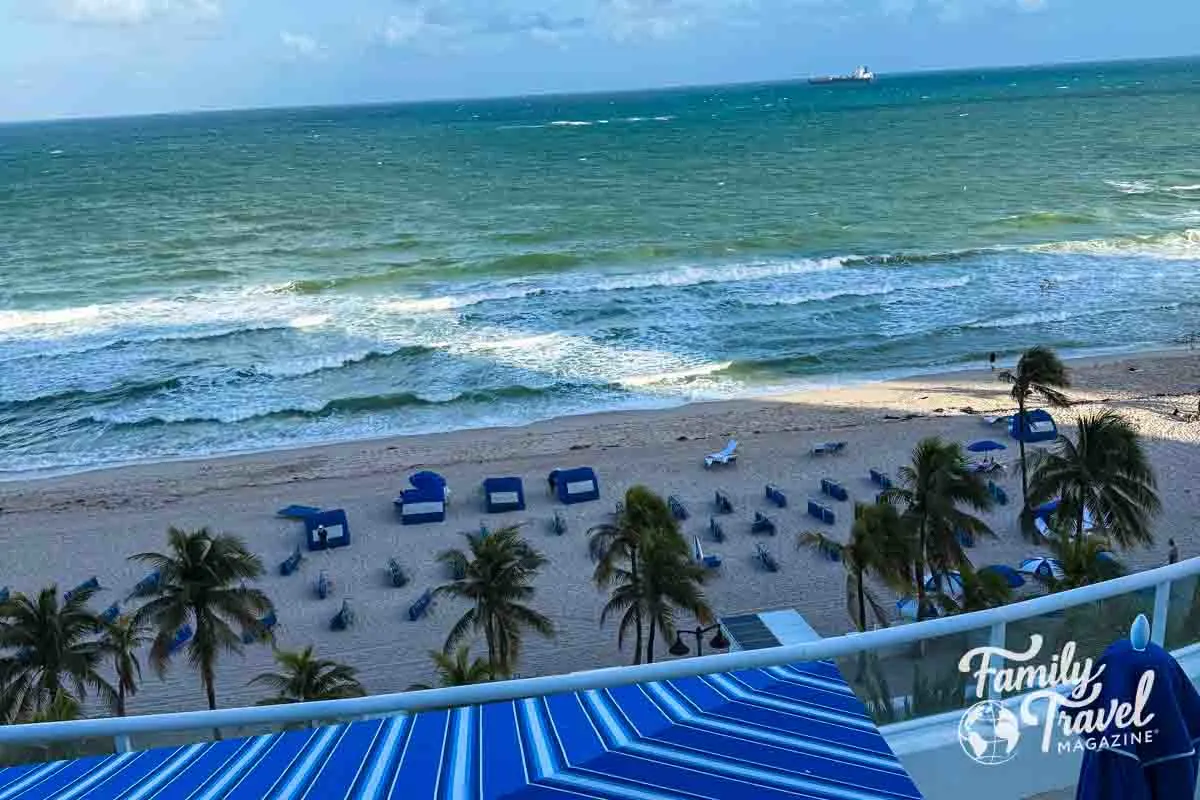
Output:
[
  {"xmin": 1169, "ymin": 538, "xmax": 1179, "ymax": 564},
  {"xmin": 317, "ymin": 525, "xmax": 329, "ymax": 550},
  {"xmin": 989, "ymin": 352, "xmax": 996, "ymax": 371}
]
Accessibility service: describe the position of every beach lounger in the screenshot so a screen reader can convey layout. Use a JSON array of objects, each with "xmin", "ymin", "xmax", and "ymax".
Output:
[
  {"xmin": 820, "ymin": 478, "xmax": 849, "ymax": 502},
  {"xmin": 983, "ymin": 415, "xmax": 1011, "ymax": 427},
  {"xmin": 755, "ymin": 544, "xmax": 779, "ymax": 572},
  {"xmin": 667, "ymin": 495, "xmax": 689, "ymax": 521},
  {"xmin": 765, "ymin": 484, "xmax": 788, "ymax": 508},
  {"xmin": 483, "ymin": 476, "xmax": 525, "ymax": 513},
  {"xmin": 101, "ymin": 603, "xmax": 121, "ymax": 624},
  {"xmin": 408, "ymin": 589, "xmax": 433, "ymax": 622},
  {"xmin": 277, "ymin": 505, "xmax": 322, "ymax": 519},
  {"xmin": 807, "ymin": 499, "xmax": 835, "ymax": 525},
  {"xmin": 810, "ymin": 441, "xmax": 847, "ymax": 456},
  {"xmin": 969, "ymin": 459, "xmax": 1003, "ymax": 474},
  {"xmin": 693, "ymin": 536, "xmax": 723, "ymax": 569},
  {"xmin": 316, "ymin": 570, "xmax": 332, "ymax": 600},
  {"xmin": 751, "ymin": 512, "xmax": 776, "ymax": 536},
  {"xmin": 242, "ymin": 611, "xmax": 278, "ymax": 644},
  {"xmin": 128, "ymin": 569, "xmax": 161, "ymax": 599},
  {"xmin": 64, "ymin": 577, "xmax": 100, "ymax": 604},
  {"xmin": 280, "ymin": 546, "xmax": 303, "ymax": 576},
  {"xmin": 703, "ymin": 440, "xmax": 738, "ymax": 469},
  {"xmin": 713, "ymin": 490, "xmax": 733, "ymax": 514},
  {"xmin": 550, "ymin": 511, "xmax": 567, "ymax": 536},
  {"xmin": 708, "ymin": 517, "xmax": 726, "ymax": 543},
  {"xmin": 330, "ymin": 599, "xmax": 355, "ymax": 631},
  {"xmin": 169, "ymin": 624, "xmax": 193, "ymax": 654},
  {"xmin": 305, "ymin": 509, "xmax": 351, "ymax": 551},
  {"xmin": 388, "ymin": 558, "xmax": 409, "ymax": 588}
]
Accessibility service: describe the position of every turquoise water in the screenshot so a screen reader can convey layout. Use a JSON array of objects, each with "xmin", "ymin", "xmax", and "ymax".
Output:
[{"xmin": 2, "ymin": 59, "xmax": 1199, "ymax": 475}]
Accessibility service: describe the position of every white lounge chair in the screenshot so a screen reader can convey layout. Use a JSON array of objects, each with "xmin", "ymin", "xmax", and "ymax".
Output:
[{"xmin": 704, "ymin": 440, "xmax": 738, "ymax": 468}]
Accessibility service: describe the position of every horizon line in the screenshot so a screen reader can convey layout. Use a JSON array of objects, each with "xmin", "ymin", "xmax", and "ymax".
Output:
[{"xmin": 3, "ymin": 52, "xmax": 1197, "ymax": 128}]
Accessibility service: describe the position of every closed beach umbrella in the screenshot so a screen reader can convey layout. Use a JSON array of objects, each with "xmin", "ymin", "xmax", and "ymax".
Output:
[
  {"xmin": 967, "ymin": 440, "xmax": 1007, "ymax": 453},
  {"xmin": 1072, "ymin": 618, "xmax": 1200, "ymax": 799},
  {"xmin": 0, "ymin": 661, "xmax": 925, "ymax": 799},
  {"xmin": 979, "ymin": 564, "xmax": 1026, "ymax": 588}
]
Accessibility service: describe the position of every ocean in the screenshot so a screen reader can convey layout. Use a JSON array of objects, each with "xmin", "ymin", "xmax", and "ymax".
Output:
[{"xmin": 2, "ymin": 58, "xmax": 1199, "ymax": 476}]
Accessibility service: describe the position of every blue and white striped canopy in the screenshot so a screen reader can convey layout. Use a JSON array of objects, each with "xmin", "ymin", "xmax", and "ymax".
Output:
[{"xmin": 0, "ymin": 661, "xmax": 922, "ymax": 799}]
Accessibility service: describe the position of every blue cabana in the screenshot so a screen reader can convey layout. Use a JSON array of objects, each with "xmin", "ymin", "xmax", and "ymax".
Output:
[
  {"xmin": 395, "ymin": 471, "xmax": 448, "ymax": 525},
  {"xmin": 549, "ymin": 467, "xmax": 599, "ymax": 504},
  {"xmin": 483, "ymin": 477, "xmax": 525, "ymax": 513},
  {"xmin": 1009, "ymin": 409, "xmax": 1058, "ymax": 443},
  {"xmin": 305, "ymin": 509, "xmax": 350, "ymax": 551},
  {"xmin": 0, "ymin": 660, "xmax": 923, "ymax": 799}
]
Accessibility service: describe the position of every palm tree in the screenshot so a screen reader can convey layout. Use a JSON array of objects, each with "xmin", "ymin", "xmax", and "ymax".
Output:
[
  {"xmin": 935, "ymin": 564, "xmax": 1013, "ymax": 614},
  {"xmin": 131, "ymin": 527, "xmax": 273, "ymax": 711},
  {"xmin": 589, "ymin": 486, "xmax": 676, "ymax": 665},
  {"xmin": 0, "ymin": 585, "xmax": 112, "ymax": 722},
  {"xmin": 638, "ymin": 528, "xmax": 713, "ymax": 664},
  {"xmin": 249, "ymin": 646, "xmax": 365, "ymax": 705},
  {"xmin": 1042, "ymin": 529, "xmax": 1126, "ymax": 591},
  {"xmin": 998, "ymin": 345, "xmax": 1071, "ymax": 508},
  {"xmin": 407, "ymin": 646, "xmax": 493, "ymax": 690},
  {"xmin": 798, "ymin": 502, "xmax": 911, "ymax": 633},
  {"xmin": 436, "ymin": 526, "xmax": 555, "ymax": 678},
  {"xmin": 883, "ymin": 438, "xmax": 994, "ymax": 620},
  {"xmin": 1030, "ymin": 410, "xmax": 1160, "ymax": 550},
  {"xmin": 102, "ymin": 614, "xmax": 152, "ymax": 717}
]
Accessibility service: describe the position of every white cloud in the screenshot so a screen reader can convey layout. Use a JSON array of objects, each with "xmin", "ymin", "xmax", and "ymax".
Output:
[
  {"xmin": 280, "ymin": 31, "xmax": 323, "ymax": 59},
  {"xmin": 51, "ymin": 0, "xmax": 220, "ymax": 25}
]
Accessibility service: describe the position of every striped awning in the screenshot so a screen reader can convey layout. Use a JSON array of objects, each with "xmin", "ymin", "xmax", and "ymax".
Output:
[{"xmin": 0, "ymin": 661, "xmax": 922, "ymax": 799}]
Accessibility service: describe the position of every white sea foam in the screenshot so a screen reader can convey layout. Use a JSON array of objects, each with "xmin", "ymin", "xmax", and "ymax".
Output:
[
  {"xmin": 1029, "ymin": 229, "xmax": 1200, "ymax": 260},
  {"xmin": 549, "ymin": 120, "xmax": 592, "ymax": 127},
  {"xmin": 1105, "ymin": 179, "xmax": 1158, "ymax": 194}
]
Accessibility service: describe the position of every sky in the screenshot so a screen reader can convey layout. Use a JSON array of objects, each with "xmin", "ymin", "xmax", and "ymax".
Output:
[{"xmin": 1, "ymin": 0, "xmax": 1198, "ymax": 121}]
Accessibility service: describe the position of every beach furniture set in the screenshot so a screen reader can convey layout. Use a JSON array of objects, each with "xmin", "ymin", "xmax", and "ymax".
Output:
[
  {"xmin": 692, "ymin": 536, "xmax": 722, "ymax": 570},
  {"xmin": 243, "ymin": 612, "xmax": 278, "ymax": 643},
  {"xmin": 387, "ymin": 558, "xmax": 409, "ymax": 587},
  {"xmin": 703, "ymin": 440, "xmax": 738, "ymax": 468},
  {"xmin": 988, "ymin": 480, "xmax": 1008, "ymax": 505},
  {"xmin": 713, "ymin": 490, "xmax": 733, "ymax": 514},
  {"xmin": 764, "ymin": 484, "xmax": 787, "ymax": 508},
  {"xmin": 819, "ymin": 478, "xmax": 849, "ymax": 502},
  {"xmin": 330, "ymin": 599, "xmax": 355, "ymax": 631},
  {"xmin": 64, "ymin": 576, "xmax": 100, "ymax": 603},
  {"xmin": 279, "ymin": 546, "xmax": 303, "ymax": 577},
  {"xmin": 277, "ymin": 505, "xmax": 352, "ymax": 551},
  {"xmin": 755, "ymin": 544, "xmax": 779, "ymax": 572},
  {"xmin": 668, "ymin": 495, "xmax": 689, "ymax": 520},
  {"xmin": 810, "ymin": 441, "xmax": 847, "ymax": 456},
  {"xmin": 549, "ymin": 511, "xmax": 567, "ymax": 535},
  {"xmin": 408, "ymin": 589, "xmax": 434, "ymax": 621},
  {"xmin": 751, "ymin": 512, "xmax": 776, "ymax": 536},
  {"xmin": 708, "ymin": 517, "xmax": 726, "ymax": 542},
  {"xmin": 395, "ymin": 471, "xmax": 450, "ymax": 525}
]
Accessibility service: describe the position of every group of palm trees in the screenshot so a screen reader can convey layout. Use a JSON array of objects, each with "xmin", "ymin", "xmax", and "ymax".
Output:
[
  {"xmin": 0, "ymin": 528, "xmax": 366, "ymax": 725},
  {"xmin": 802, "ymin": 345, "xmax": 1162, "ymax": 630},
  {"xmin": 0, "ymin": 345, "xmax": 1167, "ymax": 721}
]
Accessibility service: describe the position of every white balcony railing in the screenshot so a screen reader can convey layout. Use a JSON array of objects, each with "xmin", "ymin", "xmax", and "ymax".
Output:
[{"xmin": 1, "ymin": 557, "xmax": 1199, "ymax": 757}]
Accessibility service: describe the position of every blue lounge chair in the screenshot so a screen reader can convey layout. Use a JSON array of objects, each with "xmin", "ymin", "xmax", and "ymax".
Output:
[
  {"xmin": 316, "ymin": 570, "xmax": 332, "ymax": 600},
  {"xmin": 756, "ymin": 544, "xmax": 780, "ymax": 572},
  {"xmin": 550, "ymin": 467, "xmax": 600, "ymax": 504},
  {"xmin": 277, "ymin": 505, "xmax": 322, "ymax": 519},
  {"xmin": 704, "ymin": 440, "xmax": 738, "ymax": 468},
  {"xmin": 169, "ymin": 624, "xmax": 193, "ymax": 654},
  {"xmin": 713, "ymin": 490, "xmax": 733, "ymax": 514},
  {"xmin": 821, "ymin": 478, "xmax": 849, "ymax": 502},
  {"xmin": 693, "ymin": 536, "xmax": 722, "ymax": 569},
  {"xmin": 305, "ymin": 509, "xmax": 351, "ymax": 551},
  {"xmin": 330, "ymin": 600, "xmax": 355, "ymax": 631},
  {"xmin": 668, "ymin": 495, "xmax": 689, "ymax": 521},
  {"xmin": 550, "ymin": 511, "xmax": 567, "ymax": 536},
  {"xmin": 483, "ymin": 476, "xmax": 525, "ymax": 513},
  {"xmin": 408, "ymin": 589, "xmax": 433, "ymax": 622},
  {"xmin": 279, "ymin": 546, "xmax": 303, "ymax": 576},
  {"xmin": 751, "ymin": 512, "xmax": 776, "ymax": 536},
  {"xmin": 64, "ymin": 577, "xmax": 100, "ymax": 604},
  {"xmin": 242, "ymin": 611, "xmax": 278, "ymax": 644},
  {"xmin": 807, "ymin": 499, "xmax": 835, "ymax": 525},
  {"xmin": 128, "ymin": 569, "xmax": 161, "ymax": 599},
  {"xmin": 101, "ymin": 603, "xmax": 121, "ymax": 624},
  {"xmin": 765, "ymin": 484, "xmax": 787, "ymax": 508},
  {"xmin": 810, "ymin": 441, "xmax": 847, "ymax": 456},
  {"xmin": 388, "ymin": 558, "xmax": 409, "ymax": 588},
  {"xmin": 708, "ymin": 517, "xmax": 726, "ymax": 543}
]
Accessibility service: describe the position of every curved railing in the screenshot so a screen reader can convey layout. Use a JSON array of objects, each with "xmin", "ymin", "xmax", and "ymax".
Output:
[{"xmin": 2, "ymin": 557, "xmax": 1199, "ymax": 754}]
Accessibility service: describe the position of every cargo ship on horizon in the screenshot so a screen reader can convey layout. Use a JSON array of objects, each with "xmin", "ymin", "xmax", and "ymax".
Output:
[{"xmin": 808, "ymin": 66, "xmax": 875, "ymax": 84}]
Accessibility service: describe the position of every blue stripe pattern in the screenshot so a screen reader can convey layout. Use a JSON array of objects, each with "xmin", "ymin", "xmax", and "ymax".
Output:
[{"xmin": 0, "ymin": 661, "xmax": 922, "ymax": 799}]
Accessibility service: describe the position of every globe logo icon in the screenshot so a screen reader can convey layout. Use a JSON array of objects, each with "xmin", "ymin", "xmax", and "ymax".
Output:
[{"xmin": 958, "ymin": 700, "xmax": 1021, "ymax": 765}]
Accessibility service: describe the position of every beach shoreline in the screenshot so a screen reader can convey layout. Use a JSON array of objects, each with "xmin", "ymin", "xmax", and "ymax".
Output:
[{"xmin": 1, "ymin": 348, "xmax": 1198, "ymax": 715}]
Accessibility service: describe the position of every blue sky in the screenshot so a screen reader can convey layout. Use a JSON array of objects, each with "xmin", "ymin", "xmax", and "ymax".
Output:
[{"xmin": 1, "ymin": 0, "xmax": 1197, "ymax": 121}]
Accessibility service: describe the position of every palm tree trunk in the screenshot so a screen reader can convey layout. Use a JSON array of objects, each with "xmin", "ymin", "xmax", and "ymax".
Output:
[
  {"xmin": 915, "ymin": 520, "xmax": 928, "ymax": 621},
  {"xmin": 117, "ymin": 681, "xmax": 126, "ymax": 718},
  {"xmin": 856, "ymin": 567, "xmax": 867, "ymax": 633},
  {"xmin": 1017, "ymin": 399, "xmax": 1030, "ymax": 509},
  {"xmin": 631, "ymin": 548, "xmax": 643, "ymax": 666},
  {"xmin": 484, "ymin": 616, "xmax": 498, "ymax": 678},
  {"xmin": 201, "ymin": 659, "xmax": 222, "ymax": 740},
  {"xmin": 645, "ymin": 616, "xmax": 657, "ymax": 664}
]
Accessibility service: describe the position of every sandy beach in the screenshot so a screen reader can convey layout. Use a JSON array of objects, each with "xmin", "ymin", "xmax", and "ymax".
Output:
[{"xmin": 2, "ymin": 349, "xmax": 1199, "ymax": 717}]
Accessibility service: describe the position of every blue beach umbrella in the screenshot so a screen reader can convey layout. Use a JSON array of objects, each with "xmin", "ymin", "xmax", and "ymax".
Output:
[
  {"xmin": 0, "ymin": 662, "xmax": 925, "ymax": 799},
  {"xmin": 1072, "ymin": 617, "xmax": 1200, "ymax": 799},
  {"xmin": 967, "ymin": 440, "xmax": 1007, "ymax": 453},
  {"xmin": 979, "ymin": 564, "xmax": 1026, "ymax": 588}
]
